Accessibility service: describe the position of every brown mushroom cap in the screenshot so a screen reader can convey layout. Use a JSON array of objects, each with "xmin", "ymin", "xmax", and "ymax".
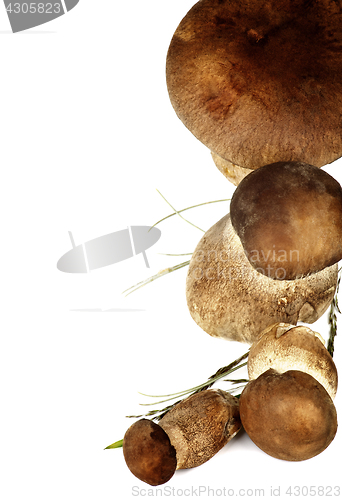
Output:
[
  {"xmin": 230, "ymin": 161, "xmax": 342, "ymax": 280},
  {"xmin": 123, "ymin": 419, "xmax": 177, "ymax": 486},
  {"xmin": 248, "ymin": 323, "xmax": 338, "ymax": 399},
  {"xmin": 186, "ymin": 213, "xmax": 338, "ymax": 344},
  {"xmin": 159, "ymin": 389, "xmax": 241, "ymax": 469},
  {"xmin": 167, "ymin": 0, "xmax": 342, "ymax": 170},
  {"xmin": 239, "ymin": 369, "xmax": 338, "ymax": 461}
]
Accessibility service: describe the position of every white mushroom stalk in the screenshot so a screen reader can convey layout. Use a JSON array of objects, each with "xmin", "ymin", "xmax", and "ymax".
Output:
[{"xmin": 247, "ymin": 323, "xmax": 338, "ymax": 400}]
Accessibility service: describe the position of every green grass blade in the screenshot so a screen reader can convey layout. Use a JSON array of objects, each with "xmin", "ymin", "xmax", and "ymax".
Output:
[
  {"xmin": 156, "ymin": 189, "xmax": 205, "ymax": 232},
  {"xmin": 328, "ymin": 271, "xmax": 341, "ymax": 357},
  {"xmin": 122, "ymin": 260, "xmax": 190, "ymax": 296},
  {"xmin": 104, "ymin": 439, "xmax": 123, "ymax": 450},
  {"xmin": 150, "ymin": 197, "xmax": 230, "ymax": 230},
  {"xmin": 137, "ymin": 358, "xmax": 248, "ymax": 404},
  {"xmin": 158, "ymin": 253, "xmax": 193, "ymax": 257}
]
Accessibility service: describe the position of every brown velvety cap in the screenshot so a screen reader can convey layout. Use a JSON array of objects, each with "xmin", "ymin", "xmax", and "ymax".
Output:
[
  {"xmin": 123, "ymin": 419, "xmax": 177, "ymax": 486},
  {"xmin": 166, "ymin": 0, "xmax": 342, "ymax": 170},
  {"xmin": 230, "ymin": 161, "xmax": 342, "ymax": 279},
  {"xmin": 239, "ymin": 369, "xmax": 338, "ymax": 461}
]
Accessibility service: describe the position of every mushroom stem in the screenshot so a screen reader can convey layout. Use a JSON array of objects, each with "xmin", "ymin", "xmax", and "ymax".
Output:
[
  {"xmin": 186, "ymin": 213, "xmax": 338, "ymax": 344},
  {"xmin": 159, "ymin": 389, "xmax": 241, "ymax": 470},
  {"xmin": 247, "ymin": 323, "xmax": 338, "ymax": 400},
  {"xmin": 211, "ymin": 152, "xmax": 252, "ymax": 186}
]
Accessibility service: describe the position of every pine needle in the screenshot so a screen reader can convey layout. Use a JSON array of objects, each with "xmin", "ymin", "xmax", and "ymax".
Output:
[
  {"xmin": 123, "ymin": 195, "xmax": 230, "ymax": 297},
  {"xmin": 158, "ymin": 252, "xmax": 193, "ymax": 257},
  {"xmin": 126, "ymin": 402, "xmax": 183, "ymax": 420},
  {"xmin": 223, "ymin": 378, "xmax": 249, "ymax": 384},
  {"xmin": 156, "ymin": 189, "xmax": 205, "ymax": 232},
  {"xmin": 328, "ymin": 271, "xmax": 341, "ymax": 357},
  {"xmin": 127, "ymin": 351, "xmax": 249, "ymax": 421},
  {"xmin": 122, "ymin": 260, "xmax": 190, "ymax": 296},
  {"xmin": 150, "ymin": 196, "xmax": 230, "ymax": 230}
]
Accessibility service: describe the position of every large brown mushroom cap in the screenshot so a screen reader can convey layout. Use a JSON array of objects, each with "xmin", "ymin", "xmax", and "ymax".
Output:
[
  {"xmin": 123, "ymin": 419, "xmax": 177, "ymax": 486},
  {"xmin": 239, "ymin": 369, "xmax": 338, "ymax": 461},
  {"xmin": 167, "ymin": 0, "xmax": 342, "ymax": 170},
  {"xmin": 248, "ymin": 323, "xmax": 338, "ymax": 399},
  {"xmin": 186, "ymin": 213, "xmax": 338, "ymax": 344},
  {"xmin": 159, "ymin": 389, "xmax": 241, "ymax": 469},
  {"xmin": 230, "ymin": 161, "xmax": 342, "ymax": 280}
]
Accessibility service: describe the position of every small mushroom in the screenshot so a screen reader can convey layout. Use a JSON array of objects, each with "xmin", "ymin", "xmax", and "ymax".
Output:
[
  {"xmin": 239, "ymin": 369, "xmax": 338, "ymax": 461},
  {"xmin": 247, "ymin": 323, "xmax": 338, "ymax": 400},
  {"xmin": 186, "ymin": 212, "xmax": 338, "ymax": 344},
  {"xmin": 166, "ymin": 0, "xmax": 342, "ymax": 179},
  {"xmin": 230, "ymin": 161, "xmax": 342, "ymax": 280},
  {"xmin": 123, "ymin": 389, "xmax": 241, "ymax": 485}
]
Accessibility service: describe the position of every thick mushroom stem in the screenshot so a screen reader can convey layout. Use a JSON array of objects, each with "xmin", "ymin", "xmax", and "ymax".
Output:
[
  {"xmin": 159, "ymin": 389, "xmax": 241, "ymax": 469},
  {"xmin": 247, "ymin": 323, "xmax": 338, "ymax": 400},
  {"xmin": 186, "ymin": 213, "xmax": 338, "ymax": 344},
  {"xmin": 211, "ymin": 152, "xmax": 252, "ymax": 186}
]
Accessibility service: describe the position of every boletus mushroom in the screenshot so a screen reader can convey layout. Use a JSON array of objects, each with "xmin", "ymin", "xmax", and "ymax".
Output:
[
  {"xmin": 248, "ymin": 323, "xmax": 338, "ymax": 400},
  {"xmin": 186, "ymin": 160, "xmax": 341, "ymax": 343},
  {"xmin": 186, "ymin": 213, "xmax": 337, "ymax": 344},
  {"xmin": 123, "ymin": 389, "xmax": 241, "ymax": 485},
  {"xmin": 166, "ymin": 0, "xmax": 342, "ymax": 183},
  {"xmin": 239, "ymin": 369, "xmax": 338, "ymax": 461}
]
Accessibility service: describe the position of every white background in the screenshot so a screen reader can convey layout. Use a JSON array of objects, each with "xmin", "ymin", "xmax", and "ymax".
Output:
[{"xmin": 0, "ymin": 2, "xmax": 341, "ymax": 499}]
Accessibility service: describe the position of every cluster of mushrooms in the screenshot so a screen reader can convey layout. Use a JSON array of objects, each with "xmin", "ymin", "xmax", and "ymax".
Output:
[
  {"xmin": 123, "ymin": 324, "xmax": 338, "ymax": 485},
  {"xmin": 120, "ymin": 0, "xmax": 342, "ymax": 486}
]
